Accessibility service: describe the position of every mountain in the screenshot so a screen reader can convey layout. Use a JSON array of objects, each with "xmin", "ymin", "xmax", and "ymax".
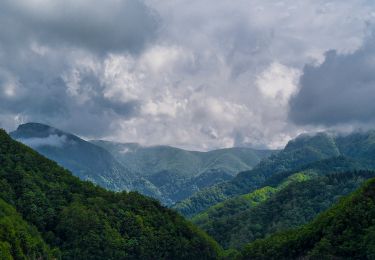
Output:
[
  {"xmin": 10, "ymin": 123, "xmax": 135, "ymax": 192},
  {"xmin": 10, "ymin": 123, "xmax": 273, "ymax": 205},
  {"xmin": 0, "ymin": 129, "xmax": 221, "ymax": 259},
  {"xmin": 176, "ymin": 131, "xmax": 375, "ymax": 250},
  {"xmin": 92, "ymin": 141, "xmax": 272, "ymax": 179},
  {"xmin": 173, "ymin": 133, "xmax": 341, "ymax": 216},
  {"xmin": 174, "ymin": 131, "xmax": 375, "ymax": 217},
  {"xmin": 193, "ymin": 167, "xmax": 375, "ymax": 249},
  {"xmin": 241, "ymin": 174, "xmax": 375, "ymax": 259},
  {"xmin": 92, "ymin": 140, "xmax": 274, "ymax": 204}
]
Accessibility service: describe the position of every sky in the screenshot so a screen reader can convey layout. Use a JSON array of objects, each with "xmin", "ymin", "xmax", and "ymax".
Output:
[{"xmin": 1, "ymin": 0, "xmax": 375, "ymax": 150}]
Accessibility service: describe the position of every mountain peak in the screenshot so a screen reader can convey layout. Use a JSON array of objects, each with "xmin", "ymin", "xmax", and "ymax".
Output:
[
  {"xmin": 17, "ymin": 122, "xmax": 53, "ymax": 131},
  {"xmin": 12, "ymin": 122, "xmax": 67, "ymax": 139},
  {"xmin": 284, "ymin": 132, "xmax": 338, "ymax": 154}
]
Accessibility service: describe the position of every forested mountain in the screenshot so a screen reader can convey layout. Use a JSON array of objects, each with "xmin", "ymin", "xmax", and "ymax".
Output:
[
  {"xmin": 241, "ymin": 175, "xmax": 375, "ymax": 259},
  {"xmin": 10, "ymin": 123, "xmax": 135, "ymax": 192},
  {"xmin": 10, "ymin": 123, "xmax": 273, "ymax": 205},
  {"xmin": 6, "ymin": 124, "xmax": 375, "ymax": 259},
  {"xmin": 0, "ymin": 129, "xmax": 221, "ymax": 259},
  {"xmin": 93, "ymin": 140, "xmax": 273, "ymax": 204},
  {"xmin": 194, "ymin": 169, "xmax": 375, "ymax": 249},
  {"xmin": 0, "ymin": 198, "xmax": 55, "ymax": 259},
  {"xmin": 174, "ymin": 132, "xmax": 375, "ymax": 217}
]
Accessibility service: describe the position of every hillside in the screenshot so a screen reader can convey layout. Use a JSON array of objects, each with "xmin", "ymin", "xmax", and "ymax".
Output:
[
  {"xmin": 174, "ymin": 132, "xmax": 375, "ymax": 217},
  {"xmin": 10, "ymin": 123, "xmax": 273, "ymax": 205},
  {"xmin": 0, "ymin": 198, "xmax": 55, "ymax": 259},
  {"xmin": 0, "ymin": 129, "xmax": 221, "ymax": 259},
  {"xmin": 194, "ymin": 168, "xmax": 375, "ymax": 249},
  {"xmin": 93, "ymin": 141, "xmax": 271, "ymax": 179},
  {"xmin": 173, "ymin": 133, "xmax": 342, "ymax": 216},
  {"xmin": 241, "ymin": 175, "xmax": 375, "ymax": 259},
  {"xmin": 10, "ymin": 123, "xmax": 135, "ymax": 192},
  {"xmin": 93, "ymin": 140, "xmax": 273, "ymax": 204}
]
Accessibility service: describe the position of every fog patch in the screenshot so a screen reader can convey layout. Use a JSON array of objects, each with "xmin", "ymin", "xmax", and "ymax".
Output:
[{"xmin": 18, "ymin": 134, "xmax": 68, "ymax": 148}]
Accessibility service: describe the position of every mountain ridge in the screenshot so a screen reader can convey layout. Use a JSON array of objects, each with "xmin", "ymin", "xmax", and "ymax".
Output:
[
  {"xmin": 241, "ymin": 174, "xmax": 375, "ymax": 259},
  {"xmin": 10, "ymin": 123, "xmax": 136, "ymax": 192},
  {"xmin": 10, "ymin": 122, "xmax": 274, "ymax": 205},
  {"xmin": 0, "ymin": 128, "xmax": 222, "ymax": 259},
  {"xmin": 92, "ymin": 139, "xmax": 274, "ymax": 204},
  {"xmin": 174, "ymin": 131, "xmax": 375, "ymax": 217}
]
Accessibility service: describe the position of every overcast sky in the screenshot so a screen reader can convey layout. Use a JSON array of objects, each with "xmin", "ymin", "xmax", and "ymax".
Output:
[{"xmin": 1, "ymin": 0, "xmax": 375, "ymax": 150}]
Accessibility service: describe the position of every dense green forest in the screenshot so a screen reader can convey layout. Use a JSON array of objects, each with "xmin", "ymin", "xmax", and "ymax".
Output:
[
  {"xmin": 174, "ymin": 132, "xmax": 375, "ymax": 217},
  {"xmin": 241, "ymin": 176, "xmax": 375, "ymax": 259},
  {"xmin": 4, "ymin": 125, "xmax": 375, "ymax": 259},
  {"xmin": 173, "ymin": 133, "xmax": 344, "ymax": 216},
  {"xmin": 0, "ymin": 198, "xmax": 55, "ymax": 259},
  {"xmin": 0, "ymin": 129, "xmax": 221, "ymax": 259},
  {"xmin": 194, "ymin": 170, "xmax": 375, "ymax": 249},
  {"xmin": 173, "ymin": 132, "xmax": 375, "ymax": 252}
]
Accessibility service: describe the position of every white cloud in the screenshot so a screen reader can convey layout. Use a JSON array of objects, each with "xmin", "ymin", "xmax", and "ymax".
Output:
[
  {"xmin": 256, "ymin": 62, "xmax": 301, "ymax": 104},
  {"xmin": 18, "ymin": 135, "xmax": 68, "ymax": 148},
  {"xmin": 2, "ymin": 0, "xmax": 375, "ymax": 150}
]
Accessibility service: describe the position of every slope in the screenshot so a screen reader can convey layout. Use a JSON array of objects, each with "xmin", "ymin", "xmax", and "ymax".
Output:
[
  {"xmin": 241, "ymin": 174, "xmax": 375, "ymax": 259},
  {"xmin": 10, "ymin": 123, "xmax": 136, "ymax": 192},
  {"xmin": 10, "ymin": 123, "xmax": 273, "ymax": 206},
  {"xmin": 0, "ymin": 198, "xmax": 56, "ymax": 259},
  {"xmin": 91, "ymin": 140, "xmax": 274, "ymax": 204},
  {"xmin": 174, "ymin": 133, "xmax": 342, "ymax": 217},
  {"xmin": 0, "ymin": 129, "xmax": 221, "ymax": 259},
  {"xmin": 195, "ymin": 168, "xmax": 375, "ymax": 249}
]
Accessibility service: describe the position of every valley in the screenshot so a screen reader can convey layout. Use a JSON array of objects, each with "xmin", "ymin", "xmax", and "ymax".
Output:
[
  {"xmin": 3, "ymin": 124, "xmax": 375, "ymax": 259},
  {"xmin": 11, "ymin": 123, "xmax": 273, "ymax": 205}
]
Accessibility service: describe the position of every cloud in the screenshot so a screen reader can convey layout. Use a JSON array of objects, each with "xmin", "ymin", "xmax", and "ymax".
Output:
[
  {"xmin": 0, "ymin": 0, "xmax": 158, "ymax": 137},
  {"xmin": 0, "ymin": 52, "xmax": 141, "ymax": 136},
  {"xmin": 18, "ymin": 134, "xmax": 68, "ymax": 148},
  {"xmin": 289, "ymin": 33, "xmax": 375, "ymax": 126},
  {"xmin": 0, "ymin": 0, "xmax": 159, "ymax": 54},
  {"xmin": 256, "ymin": 62, "xmax": 301, "ymax": 105},
  {"xmin": 106, "ymin": 0, "xmax": 374, "ymax": 149},
  {"xmin": 1, "ymin": 0, "xmax": 375, "ymax": 149}
]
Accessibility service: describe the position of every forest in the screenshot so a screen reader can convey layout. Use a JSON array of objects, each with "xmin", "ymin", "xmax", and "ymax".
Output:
[{"xmin": 0, "ymin": 130, "xmax": 221, "ymax": 259}]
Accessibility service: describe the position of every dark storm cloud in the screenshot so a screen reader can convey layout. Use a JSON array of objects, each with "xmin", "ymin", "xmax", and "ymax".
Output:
[
  {"xmin": 289, "ymin": 35, "xmax": 375, "ymax": 126},
  {"xmin": 0, "ymin": 56, "xmax": 141, "ymax": 136},
  {"xmin": 0, "ymin": 0, "xmax": 158, "ymax": 136},
  {"xmin": 0, "ymin": 0, "xmax": 159, "ymax": 54}
]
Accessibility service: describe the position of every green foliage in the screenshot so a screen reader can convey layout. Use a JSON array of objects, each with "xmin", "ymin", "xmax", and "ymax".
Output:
[
  {"xmin": 0, "ymin": 129, "xmax": 221, "ymax": 259},
  {"xmin": 193, "ymin": 169, "xmax": 375, "ymax": 249},
  {"xmin": 174, "ymin": 133, "xmax": 344, "ymax": 216},
  {"xmin": 93, "ymin": 140, "xmax": 274, "ymax": 205},
  {"xmin": 241, "ymin": 176, "xmax": 375, "ymax": 259},
  {"xmin": 0, "ymin": 198, "xmax": 57, "ymax": 259},
  {"xmin": 174, "ymin": 132, "xmax": 375, "ymax": 217},
  {"xmin": 191, "ymin": 173, "xmax": 311, "ymax": 248}
]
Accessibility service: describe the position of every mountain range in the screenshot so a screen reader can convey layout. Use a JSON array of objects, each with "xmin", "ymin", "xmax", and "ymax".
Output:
[
  {"xmin": 3, "ymin": 123, "xmax": 375, "ymax": 258},
  {"xmin": 174, "ymin": 131, "xmax": 375, "ymax": 217},
  {"xmin": 241, "ymin": 173, "xmax": 375, "ymax": 259},
  {"xmin": 10, "ymin": 123, "xmax": 273, "ymax": 205},
  {"xmin": 171, "ymin": 131, "xmax": 375, "ymax": 252},
  {"xmin": 0, "ymin": 129, "xmax": 222, "ymax": 259}
]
